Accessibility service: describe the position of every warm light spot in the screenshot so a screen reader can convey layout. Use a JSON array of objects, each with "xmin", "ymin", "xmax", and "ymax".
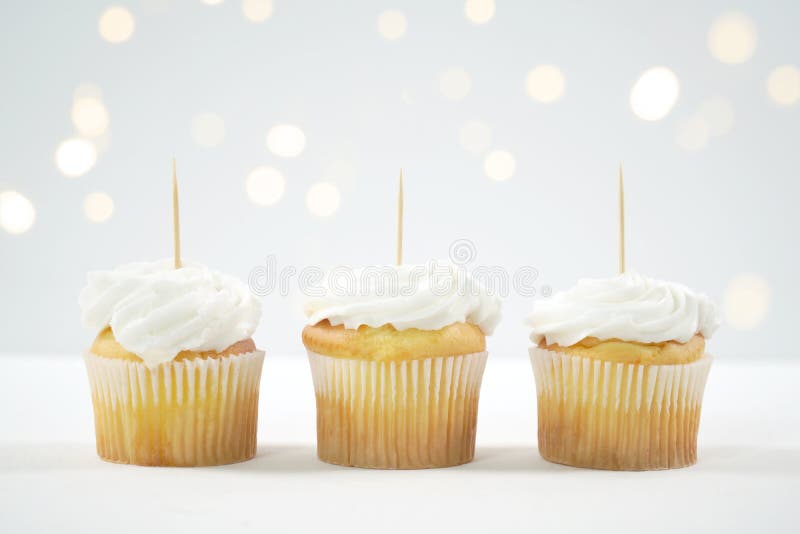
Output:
[
  {"xmin": 202, "ymin": 0, "xmax": 225, "ymax": 5},
  {"xmin": 242, "ymin": 0, "xmax": 273, "ymax": 22},
  {"xmin": 72, "ymin": 98, "xmax": 109, "ymax": 137},
  {"xmin": 766, "ymin": 65, "xmax": 800, "ymax": 107},
  {"xmin": 698, "ymin": 96, "xmax": 735, "ymax": 137},
  {"xmin": 377, "ymin": 10, "xmax": 407, "ymax": 40},
  {"xmin": 724, "ymin": 273, "xmax": 771, "ymax": 330},
  {"xmin": 526, "ymin": 65, "xmax": 566, "ymax": 103},
  {"xmin": 439, "ymin": 68, "xmax": 471, "ymax": 101},
  {"xmin": 98, "ymin": 6, "xmax": 135, "ymax": 44},
  {"xmin": 55, "ymin": 138, "xmax": 97, "ymax": 177},
  {"xmin": 84, "ymin": 192, "xmax": 114, "ymax": 223},
  {"xmin": 306, "ymin": 182, "xmax": 340, "ymax": 217},
  {"xmin": 266, "ymin": 124, "xmax": 306, "ymax": 158},
  {"xmin": 191, "ymin": 113, "xmax": 226, "ymax": 148},
  {"xmin": 708, "ymin": 12, "xmax": 757, "ymax": 64},
  {"xmin": 0, "ymin": 191, "xmax": 35, "ymax": 235},
  {"xmin": 246, "ymin": 166, "xmax": 285, "ymax": 206},
  {"xmin": 459, "ymin": 121, "xmax": 492, "ymax": 154},
  {"xmin": 630, "ymin": 67, "xmax": 680, "ymax": 121},
  {"xmin": 464, "ymin": 0, "xmax": 495, "ymax": 24},
  {"xmin": 484, "ymin": 149, "xmax": 515, "ymax": 181},
  {"xmin": 675, "ymin": 116, "xmax": 710, "ymax": 151}
]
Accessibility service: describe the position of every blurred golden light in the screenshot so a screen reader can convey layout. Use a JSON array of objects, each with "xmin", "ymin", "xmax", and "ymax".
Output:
[
  {"xmin": 84, "ymin": 192, "xmax": 114, "ymax": 223},
  {"xmin": 377, "ymin": 10, "xmax": 407, "ymax": 40},
  {"xmin": 246, "ymin": 166, "xmax": 285, "ymax": 206},
  {"xmin": 630, "ymin": 67, "xmax": 680, "ymax": 121},
  {"xmin": 306, "ymin": 183, "xmax": 340, "ymax": 217},
  {"xmin": 459, "ymin": 121, "xmax": 492, "ymax": 154},
  {"xmin": 464, "ymin": 0, "xmax": 495, "ymax": 24},
  {"xmin": 191, "ymin": 113, "xmax": 226, "ymax": 148},
  {"xmin": 675, "ymin": 116, "xmax": 710, "ymax": 151},
  {"xmin": 55, "ymin": 138, "xmax": 97, "ymax": 177},
  {"xmin": 484, "ymin": 149, "xmax": 515, "ymax": 181},
  {"xmin": 72, "ymin": 97, "xmax": 109, "ymax": 137},
  {"xmin": 242, "ymin": 0, "xmax": 273, "ymax": 22},
  {"xmin": 0, "ymin": 191, "xmax": 36, "ymax": 235},
  {"xmin": 266, "ymin": 124, "xmax": 306, "ymax": 158},
  {"xmin": 698, "ymin": 96, "xmax": 735, "ymax": 137},
  {"xmin": 766, "ymin": 65, "xmax": 800, "ymax": 107},
  {"xmin": 439, "ymin": 68, "xmax": 471, "ymax": 101},
  {"xmin": 724, "ymin": 273, "xmax": 771, "ymax": 330},
  {"xmin": 98, "ymin": 6, "xmax": 135, "ymax": 44},
  {"xmin": 708, "ymin": 12, "xmax": 757, "ymax": 64},
  {"xmin": 526, "ymin": 65, "xmax": 565, "ymax": 103}
]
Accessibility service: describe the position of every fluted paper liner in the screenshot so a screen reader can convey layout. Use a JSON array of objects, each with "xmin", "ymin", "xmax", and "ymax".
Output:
[
  {"xmin": 84, "ymin": 350, "xmax": 265, "ymax": 466},
  {"xmin": 530, "ymin": 347, "xmax": 712, "ymax": 470},
  {"xmin": 307, "ymin": 350, "xmax": 488, "ymax": 469}
]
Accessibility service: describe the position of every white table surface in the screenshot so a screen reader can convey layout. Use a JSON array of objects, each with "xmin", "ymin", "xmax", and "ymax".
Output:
[{"xmin": 1, "ymin": 354, "xmax": 799, "ymax": 534}]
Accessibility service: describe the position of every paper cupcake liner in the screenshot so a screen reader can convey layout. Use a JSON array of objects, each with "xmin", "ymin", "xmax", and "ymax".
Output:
[
  {"xmin": 84, "ymin": 349, "xmax": 265, "ymax": 467},
  {"xmin": 530, "ymin": 347, "xmax": 712, "ymax": 471},
  {"xmin": 307, "ymin": 350, "xmax": 488, "ymax": 469}
]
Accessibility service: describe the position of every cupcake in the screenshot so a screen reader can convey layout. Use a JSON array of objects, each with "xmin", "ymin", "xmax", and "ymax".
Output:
[
  {"xmin": 528, "ymin": 271, "xmax": 720, "ymax": 470},
  {"xmin": 79, "ymin": 259, "xmax": 264, "ymax": 466},
  {"xmin": 302, "ymin": 263, "xmax": 502, "ymax": 469}
]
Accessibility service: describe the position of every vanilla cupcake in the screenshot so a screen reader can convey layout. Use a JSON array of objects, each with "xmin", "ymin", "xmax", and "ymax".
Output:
[
  {"xmin": 528, "ymin": 271, "xmax": 720, "ymax": 470},
  {"xmin": 79, "ymin": 260, "xmax": 264, "ymax": 466},
  {"xmin": 302, "ymin": 263, "xmax": 502, "ymax": 469}
]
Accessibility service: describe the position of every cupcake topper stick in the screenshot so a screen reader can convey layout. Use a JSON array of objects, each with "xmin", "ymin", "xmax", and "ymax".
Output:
[
  {"xmin": 396, "ymin": 168, "xmax": 404, "ymax": 265},
  {"xmin": 618, "ymin": 162, "xmax": 625, "ymax": 274},
  {"xmin": 172, "ymin": 158, "xmax": 182, "ymax": 269}
]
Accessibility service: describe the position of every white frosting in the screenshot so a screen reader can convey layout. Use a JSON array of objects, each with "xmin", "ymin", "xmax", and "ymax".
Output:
[
  {"xmin": 528, "ymin": 271, "xmax": 720, "ymax": 346},
  {"xmin": 79, "ymin": 259, "xmax": 261, "ymax": 366},
  {"xmin": 304, "ymin": 263, "xmax": 502, "ymax": 335}
]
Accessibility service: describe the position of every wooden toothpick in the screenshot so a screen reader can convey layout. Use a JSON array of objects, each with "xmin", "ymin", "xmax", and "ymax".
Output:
[
  {"xmin": 618, "ymin": 162, "xmax": 625, "ymax": 274},
  {"xmin": 396, "ymin": 169, "xmax": 404, "ymax": 266},
  {"xmin": 172, "ymin": 158, "xmax": 182, "ymax": 269}
]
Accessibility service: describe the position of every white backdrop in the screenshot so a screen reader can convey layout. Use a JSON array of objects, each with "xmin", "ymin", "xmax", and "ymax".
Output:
[{"xmin": 0, "ymin": 0, "xmax": 796, "ymax": 359}]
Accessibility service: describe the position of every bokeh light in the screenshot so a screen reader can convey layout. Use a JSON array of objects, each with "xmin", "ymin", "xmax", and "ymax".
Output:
[
  {"xmin": 246, "ymin": 166, "xmax": 285, "ymax": 206},
  {"xmin": 698, "ymin": 96, "xmax": 735, "ymax": 137},
  {"xmin": 708, "ymin": 12, "xmax": 757, "ymax": 64},
  {"xmin": 242, "ymin": 0, "xmax": 273, "ymax": 23},
  {"xmin": 377, "ymin": 10, "xmax": 407, "ymax": 40},
  {"xmin": 191, "ymin": 113, "xmax": 226, "ymax": 148},
  {"xmin": 0, "ymin": 191, "xmax": 36, "ymax": 235},
  {"xmin": 98, "ymin": 6, "xmax": 135, "ymax": 44},
  {"xmin": 73, "ymin": 83, "xmax": 103, "ymax": 100},
  {"xmin": 306, "ymin": 183, "xmax": 340, "ymax": 217},
  {"xmin": 766, "ymin": 65, "xmax": 800, "ymax": 107},
  {"xmin": 630, "ymin": 67, "xmax": 680, "ymax": 121},
  {"xmin": 526, "ymin": 65, "xmax": 565, "ymax": 103},
  {"xmin": 724, "ymin": 273, "xmax": 771, "ymax": 330},
  {"xmin": 484, "ymin": 149, "xmax": 515, "ymax": 181},
  {"xmin": 675, "ymin": 116, "xmax": 710, "ymax": 151},
  {"xmin": 83, "ymin": 192, "xmax": 114, "ymax": 223},
  {"xmin": 55, "ymin": 138, "xmax": 97, "ymax": 177},
  {"xmin": 266, "ymin": 124, "xmax": 306, "ymax": 158},
  {"xmin": 72, "ymin": 97, "xmax": 109, "ymax": 137},
  {"xmin": 464, "ymin": 0, "xmax": 495, "ymax": 25},
  {"xmin": 439, "ymin": 68, "xmax": 471, "ymax": 101},
  {"xmin": 202, "ymin": 0, "xmax": 225, "ymax": 5},
  {"xmin": 459, "ymin": 121, "xmax": 492, "ymax": 154}
]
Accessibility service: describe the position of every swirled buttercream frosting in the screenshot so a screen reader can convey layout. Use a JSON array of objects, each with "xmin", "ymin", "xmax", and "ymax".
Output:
[
  {"xmin": 79, "ymin": 259, "xmax": 261, "ymax": 365},
  {"xmin": 528, "ymin": 271, "xmax": 719, "ymax": 346},
  {"xmin": 304, "ymin": 263, "xmax": 502, "ymax": 335}
]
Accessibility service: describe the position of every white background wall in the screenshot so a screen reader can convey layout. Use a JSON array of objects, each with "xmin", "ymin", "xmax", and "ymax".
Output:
[{"xmin": 0, "ymin": 0, "xmax": 796, "ymax": 359}]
